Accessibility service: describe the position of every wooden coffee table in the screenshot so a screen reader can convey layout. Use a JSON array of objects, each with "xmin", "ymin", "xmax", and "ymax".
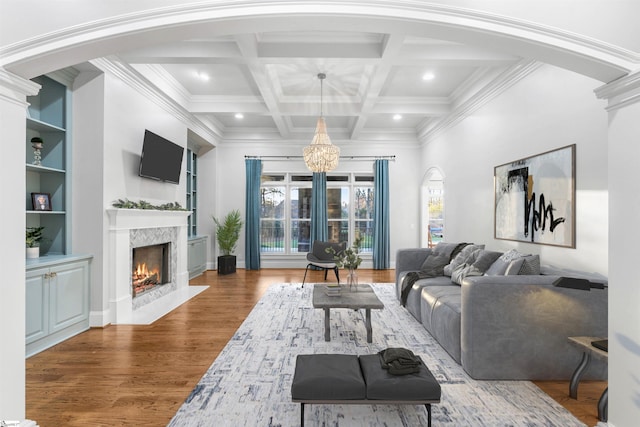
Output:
[{"xmin": 312, "ymin": 284, "xmax": 384, "ymax": 343}]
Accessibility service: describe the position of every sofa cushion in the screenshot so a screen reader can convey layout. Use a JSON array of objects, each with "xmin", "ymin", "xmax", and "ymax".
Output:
[
  {"xmin": 444, "ymin": 244, "xmax": 484, "ymax": 276},
  {"xmin": 404, "ymin": 276, "xmax": 455, "ymax": 322},
  {"xmin": 420, "ymin": 286, "xmax": 462, "ymax": 363}
]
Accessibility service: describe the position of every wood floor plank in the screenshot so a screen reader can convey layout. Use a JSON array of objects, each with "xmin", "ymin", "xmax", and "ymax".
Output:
[{"xmin": 26, "ymin": 268, "xmax": 605, "ymax": 426}]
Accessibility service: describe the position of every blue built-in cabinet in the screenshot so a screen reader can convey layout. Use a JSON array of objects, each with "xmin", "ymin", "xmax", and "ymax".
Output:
[
  {"xmin": 26, "ymin": 75, "xmax": 69, "ymax": 255},
  {"xmin": 26, "ymin": 255, "xmax": 92, "ymax": 357},
  {"xmin": 25, "ymin": 73, "xmax": 92, "ymax": 357}
]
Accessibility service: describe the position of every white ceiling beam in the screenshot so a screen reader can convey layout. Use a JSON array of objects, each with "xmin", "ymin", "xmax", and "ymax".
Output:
[
  {"xmin": 258, "ymin": 42, "xmax": 382, "ymax": 58},
  {"xmin": 371, "ymin": 98, "xmax": 450, "ymax": 115},
  {"xmin": 350, "ymin": 33, "xmax": 406, "ymax": 139},
  {"xmin": 189, "ymin": 95, "xmax": 268, "ymax": 113},
  {"xmin": 118, "ymin": 41, "xmax": 243, "ymax": 63},
  {"xmin": 234, "ymin": 33, "xmax": 291, "ymax": 138}
]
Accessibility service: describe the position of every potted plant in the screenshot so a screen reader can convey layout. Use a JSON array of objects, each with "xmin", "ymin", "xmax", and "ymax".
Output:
[
  {"xmin": 327, "ymin": 236, "xmax": 363, "ymax": 289},
  {"xmin": 212, "ymin": 209, "xmax": 243, "ymax": 274},
  {"xmin": 26, "ymin": 226, "xmax": 45, "ymax": 259}
]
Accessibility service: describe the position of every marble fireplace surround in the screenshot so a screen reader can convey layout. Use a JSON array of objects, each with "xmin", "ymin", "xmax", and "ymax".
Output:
[{"xmin": 106, "ymin": 208, "xmax": 191, "ymax": 324}]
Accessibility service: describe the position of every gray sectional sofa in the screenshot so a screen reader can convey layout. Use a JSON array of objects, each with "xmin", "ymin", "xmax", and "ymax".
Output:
[{"xmin": 395, "ymin": 246, "xmax": 608, "ymax": 380}]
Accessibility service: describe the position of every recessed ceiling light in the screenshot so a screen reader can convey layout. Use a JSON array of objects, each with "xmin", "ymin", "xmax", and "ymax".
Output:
[
  {"xmin": 235, "ymin": 113, "xmax": 244, "ymax": 119},
  {"xmin": 393, "ymin": 114, "xmax": 402, "ymax": 121},
  {"xmin": 422, "ymin": 72, "xmax": 435, "ymax": 81},
  {"xmin": 197, "ymin": 71, "xmax": 210, "ymax": 81}
]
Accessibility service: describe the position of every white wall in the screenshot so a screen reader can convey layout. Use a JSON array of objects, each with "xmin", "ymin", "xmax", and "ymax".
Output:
[
  {"xmin": 214, "ymin": 141, "xmax": 422, "ymax": 269},
  {"xmin": 195, "ymin": 145, "xmax": 217, "ymax": 269},
  {"xmin": 607, "ymin": 97, "xmax": 640, "ymax": 427},
  {"xmin": 72, "ymin": 70, "xmax": 106, "ymax": 324},
  {"xmin": 102, "ymin": 74, "xmax": 187, "ymax": 207},
  {"xmin": 0, "ymin": 73, "xmax": 30, "ymax": 419},
  {"xmin": 73, "ymin": 70, "xmax": 193, "ymax": 326},
  {"xmin": 421, "ymin": 64, "xmax": 608, "ymax": 275}
]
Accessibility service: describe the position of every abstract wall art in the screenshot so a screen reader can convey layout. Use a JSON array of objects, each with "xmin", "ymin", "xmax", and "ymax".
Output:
[{"xmin": 494, "ymin": 144, "xmax": 575, "ymax": 247}]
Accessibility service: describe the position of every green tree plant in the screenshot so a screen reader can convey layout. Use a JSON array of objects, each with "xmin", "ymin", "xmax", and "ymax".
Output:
[{"xmin": 212, "ymin": 210, "xmax": 244, "ymax": 256}]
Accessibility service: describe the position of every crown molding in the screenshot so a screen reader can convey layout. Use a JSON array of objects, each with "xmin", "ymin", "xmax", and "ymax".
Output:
[
  {"xmin": 0, "ymin": 67, "xmax": 40, "ymax": 96},
  {"xmin": 418, "ymin": 59, "xmax": 541, "ymax": 144},
  {"xmin": 1, "ymin": 1, "xmax": 635, "ymax": 77},
  {"xmin": 594, "ymin": 71, "xmax": 640, "ymax": 112},
  {"xmin": 0, "ymin": 67, "xmax": 40, "ymax": 109},
  {"xmin": 90, "ymin": 56, "xmax": 220, "ymax": 144},
  {"xmin": 135, "ymin": 64, "xmax": 192, "ymax": 107}
]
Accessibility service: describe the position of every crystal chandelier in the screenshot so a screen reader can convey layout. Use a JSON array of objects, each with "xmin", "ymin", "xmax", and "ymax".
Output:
[{"xmin": 303, "ymin": 73, "xmax": 340, "ymax": 172}]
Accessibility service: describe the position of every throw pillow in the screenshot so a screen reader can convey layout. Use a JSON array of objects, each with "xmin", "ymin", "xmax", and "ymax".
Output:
[
  {"xmin": 451, "ymin": 263, "xmax": 484, "ymax": 285},
  {"xmin": 419, "ymin": 242, "xmax": 461, "ymax": 276},
  {"xmin": 484, "ymin": 249, "xmax": 525, "ymax": 276},
  {"xmin": 419, "ymin": 253, "xmax": 450, "ymax": 276},
  {"xmin": 444, "ymin": 244, "xmax": 484, "ymax": 276},
  {"xmin": 472, "ymin": 250, "xmax": 503, "ymax": 273},
  {"xmin": 505, "ymin": 255, "xmax": 540, "ymax": 275}
]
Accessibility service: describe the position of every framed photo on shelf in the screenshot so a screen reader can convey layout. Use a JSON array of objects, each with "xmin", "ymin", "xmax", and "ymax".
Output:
[
  {"xmin": 31, "ymin": 192, "xmax": 52, "ymax": 211},
  {"xmin": 494, "ymin": 144, "xmax": 575, "ymax": 248}
]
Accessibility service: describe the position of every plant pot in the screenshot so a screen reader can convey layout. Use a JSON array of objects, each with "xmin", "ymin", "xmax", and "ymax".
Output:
[
  {"xmin": 26, "ymin": 246, "xmax": 40, "ymax": 259},
  {"xmin": 218, "ymin": 255, "xmax": 237, "ymax": 275}
]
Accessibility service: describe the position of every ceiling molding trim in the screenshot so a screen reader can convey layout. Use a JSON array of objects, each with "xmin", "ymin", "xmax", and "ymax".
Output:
[
  {"xmin": 594, "ymin": 71, "xmax": 640, "ymax": 112},
  {"xmin": 1, "ymin": 1, "xmax": 635, "ymax": 78},
  {"xmin": 418, "ymin": 59, "xmax": 541, "ymax": 144},
  {"xmin": 90, "ymin": 57, "xmax": 221, "ymax": 143},
  {"xmin": 134, "ymin": 63, "xmax": 192, "ymax": 106},
  {"xmin": 194, "ymin": 114, "xmax": 226, "ymax": 134},
  {"xmin": 0, "ymin": 67, "xmax": 41, "ymax": 98}
]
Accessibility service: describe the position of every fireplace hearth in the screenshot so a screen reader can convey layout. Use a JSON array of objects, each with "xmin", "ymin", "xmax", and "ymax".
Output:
[{"xmin": 132, "ymin": 243, "xmax": 170, "ymax": 297}]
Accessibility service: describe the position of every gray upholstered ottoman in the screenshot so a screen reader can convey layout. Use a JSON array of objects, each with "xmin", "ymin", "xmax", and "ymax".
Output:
[{"xmin": 291, "ymin": 353, "xmax": 441, "ymax": 426}]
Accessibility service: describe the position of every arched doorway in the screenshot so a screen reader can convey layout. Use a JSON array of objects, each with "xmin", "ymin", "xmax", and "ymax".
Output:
[{"xmin": 421, "ymin": 167, "xmax": 444, "ymax": 248}]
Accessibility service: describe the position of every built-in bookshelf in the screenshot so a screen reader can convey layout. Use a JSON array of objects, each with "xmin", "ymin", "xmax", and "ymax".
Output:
[
  {"xmin": 26, "ymin": 75, "xmax": 70, "ymax": 256},
  {"xmin": 25, "ymin": 73, "xmax": 91, "ymax": 358},
  {"xmin": 186, "ymin": 148, "xmax": 198, "ymax": 237}
]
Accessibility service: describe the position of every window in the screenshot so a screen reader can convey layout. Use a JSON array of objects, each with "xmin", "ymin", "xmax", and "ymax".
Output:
[
  {"xmin": 423, "ymin": 168, "xmax": 444, "ymax": 248},
  {"xmin": 260, "ymin": 173, "xmax": 374, "ymax": 254},
  {"xmin": 186, "ymin": 149, "xmax": 198, "ymax": 236}
]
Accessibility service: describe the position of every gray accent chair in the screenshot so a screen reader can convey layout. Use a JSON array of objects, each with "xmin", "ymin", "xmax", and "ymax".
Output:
[{"xmin": 302, "ymin": 241, "xmax": 347, "ymax": 287}]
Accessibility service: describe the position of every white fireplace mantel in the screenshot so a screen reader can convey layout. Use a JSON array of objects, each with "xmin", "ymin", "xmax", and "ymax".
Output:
[
  {"xmin": 102, "ymin": 208, "xmax": 191, "ymax": 325},
  {"xmin": 107, "ymin": 208, "xmax": 191, "ymax": 230}
]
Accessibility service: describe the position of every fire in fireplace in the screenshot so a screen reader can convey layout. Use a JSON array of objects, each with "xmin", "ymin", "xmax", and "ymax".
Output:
[{"xmin": 132, "ymin": 243, "xmax": 170, "ymax": 297}]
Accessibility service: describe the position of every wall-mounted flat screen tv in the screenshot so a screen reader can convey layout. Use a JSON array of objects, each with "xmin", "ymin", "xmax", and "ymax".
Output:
[{"xmin": 139, "ymin": 129, "xmax": 184, "ymax": 184}]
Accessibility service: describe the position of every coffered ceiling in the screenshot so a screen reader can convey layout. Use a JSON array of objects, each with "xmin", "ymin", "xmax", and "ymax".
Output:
[{"xmin": 117, "ymin": 30, "xmax": 526, "ymax": 143}]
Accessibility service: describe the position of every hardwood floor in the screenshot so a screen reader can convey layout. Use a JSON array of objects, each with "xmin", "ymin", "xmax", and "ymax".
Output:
[{"xmin": 26, "ymin": 269, "xmax": 606, "ymax": 426}]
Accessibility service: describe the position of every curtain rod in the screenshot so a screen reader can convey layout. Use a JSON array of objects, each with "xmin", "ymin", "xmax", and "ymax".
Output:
[{"xmin": 244, "ymin": 155, "xmax": 395, "ymax": 161}]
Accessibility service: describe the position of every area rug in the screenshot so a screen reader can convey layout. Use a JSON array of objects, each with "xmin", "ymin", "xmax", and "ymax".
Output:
[{"xmin": 169, "ymin": 283, "xmax": 585, "ymax": 426}]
